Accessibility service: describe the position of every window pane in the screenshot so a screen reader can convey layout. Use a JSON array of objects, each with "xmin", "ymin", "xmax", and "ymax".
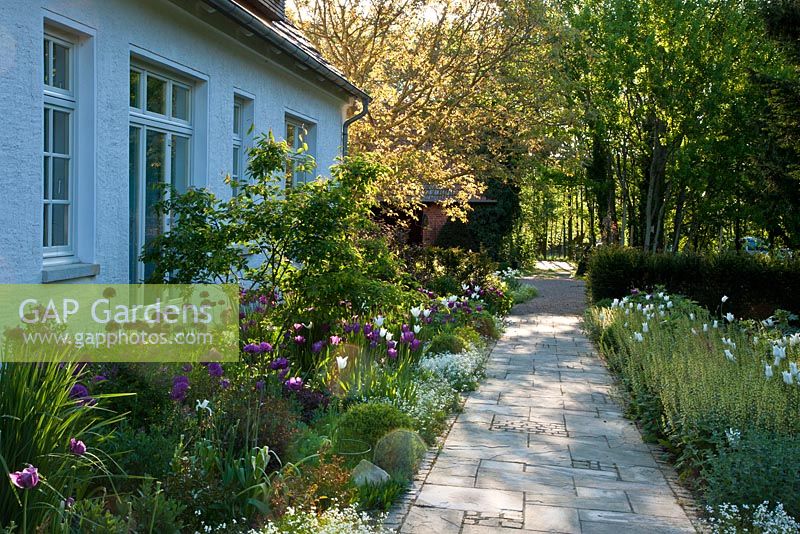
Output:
[
  {"xmin": 146, "ymin": 75, "xmax": 166, "ymax": 114},
  {"xmin": 43, "ymin": 108, "xmax": 50, "ymax": 152},
  {"xmin": 52, "ymin": 42, "xmax": 69, "ymax": 90},
  {"xmin": 286, "ymin": 123, "xmax": 296, "ymax": 148},
  {"xmin": 232, "ymin": 146, "xmax": 240, "ymax": 177},
  {"xmin": 171, "ymin": 135, "xmax": 190, "ymax": 194},
  {"xmin": 52, "ymin": 157, "xmax": 69, "ymax": 200},
  {"xmin": 172, "ymin": 84, "xmax": 190, "ymax": 121},
  {"xmin": 52, "ymin": 110, "xmax": 69, "ymax": 155},
  {"xmin": 129, "ymin": 126, "xmax": 141, "ymax": 282},
  {"xmin": 144, "ymin": 130, "xmax": 166, "ymax": 281},
  {"xmin": 43, "ymin": 205, "xmax": 49, "ymax": 247},
  {"xmin": 130, "ymin": 70, "xmax": 141, "ymax": 108},
  {"xmin": 51, "ymin": 204, "xmax": 69, "ymax": 246},
  {"xmin": 233, "ymin": 103, "xmax": 241, "ymax": 135},
  {"xmin": 44, "ymin": 39, "xmax": 50, "ymax": 85},
  {"xmin": 43, "ymin": 156, "xmax": 50, "ymax": 200}
]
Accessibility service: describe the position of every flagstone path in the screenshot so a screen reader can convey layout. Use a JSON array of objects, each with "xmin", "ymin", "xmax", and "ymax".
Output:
[{"xmin": 393, "ymin": 274, "xmax": 697, "ymax": 533}]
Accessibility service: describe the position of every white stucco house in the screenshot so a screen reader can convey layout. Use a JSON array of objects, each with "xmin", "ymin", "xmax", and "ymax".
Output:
[{"xmin": 0, "ymin": 0, "xmax": 369, "ymax": 284}]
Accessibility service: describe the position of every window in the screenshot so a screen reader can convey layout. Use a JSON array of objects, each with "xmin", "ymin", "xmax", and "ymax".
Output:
[
  {"xmin": 43, "ymin": 33, "xmax": 75, "ymax": 257},
  {"xmin": 129, "ymin": 63, "xmax": 193, "ymax": 282},
  {"xmin": 232, "ymin": 99, "xmax": 243, "ymax": 192},
  {"xmin": 284, "ymin": 116, "xmax": 315, "ymax": 188}
]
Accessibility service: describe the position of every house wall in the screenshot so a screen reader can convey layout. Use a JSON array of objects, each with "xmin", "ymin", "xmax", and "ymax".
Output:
[
  {"xmin": 0, "ymin": 0, "xmax": 350, "ymax": 284},
  {"xmin": 423, "ymin": 204, "xmax": 448, "ymax": 246}
]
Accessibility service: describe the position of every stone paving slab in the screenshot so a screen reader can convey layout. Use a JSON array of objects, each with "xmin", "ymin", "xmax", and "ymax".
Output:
[{"xmin": 390, "ymin": 277, "xmax": 697, "ymax": 533}]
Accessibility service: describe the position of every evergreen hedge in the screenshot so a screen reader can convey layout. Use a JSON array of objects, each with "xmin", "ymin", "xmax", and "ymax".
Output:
[{"xmin": 586, "ymin": 246, "xmax": 800, "ymax": 319}]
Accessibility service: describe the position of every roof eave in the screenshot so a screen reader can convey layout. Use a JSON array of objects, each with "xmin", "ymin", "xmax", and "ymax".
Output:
[{"xmin": 204, "ymin": 0, "xmax": 371, "ymax": 102}]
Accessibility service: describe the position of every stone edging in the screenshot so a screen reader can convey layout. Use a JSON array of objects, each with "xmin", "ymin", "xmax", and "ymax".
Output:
[{"xmin": 381, "ymin": 338, "xmax": 499, "ymax": 532}]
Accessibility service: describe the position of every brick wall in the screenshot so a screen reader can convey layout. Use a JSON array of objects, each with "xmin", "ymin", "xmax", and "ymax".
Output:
[{"xmin": 422, "ymin": 204, "xmax": 448, "ymax": 246}]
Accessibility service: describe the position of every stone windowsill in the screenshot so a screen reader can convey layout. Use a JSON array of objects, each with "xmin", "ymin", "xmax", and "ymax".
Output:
[{"xmin": 41, "ymin": 262, "xmax": 100, "ymax": 283}]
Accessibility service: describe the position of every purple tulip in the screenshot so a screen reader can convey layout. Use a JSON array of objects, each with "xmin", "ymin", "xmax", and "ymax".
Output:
[
  {"xmin": 311, "ymin": 340, "xmax": 326, "ymax": 354},
  {"xmin": 270, "ymin": 357, "xmax": 289, "ymax": 371},
  {"xmin": 69, "ymin": 438, "xmax": 86, "ymax": 456},
  {"xmin": 278, "ymin": 368, "xmax": 289, "ymax": 381},
  {"xmin": 387, "ymin": 348, "xmax": 398, "ymax": 359},
  {"xmin": 207, "ymin": 363, "xmax": 224, "ymax": 377},
  {"xmin": 220, "ymin": 378, "xmax": 231, "ymax": 389},
  {"xmin": 293, "ymin": 323, "xmax": 304, "ymax": 332},
  {"xmin": 255, "ymin": 379, "xmax": 265, "ymax": 391},
  {"xmin": 9, "ymin": 466, "xmax": 39, "ymax": 489},
  {"xmin": 91, "ymin": 375, "xmax": 107, "ymax": 383},
  {"xmin": 69, "ymin": 383, "xmax": 89, "ymax": 399},
  {"xmin": 329, "ymin": 335, "xmax": 342, "ymax": 346},
  {"xmin": 285, "ymin": 376, "xmax": 303, "ymax": 391},
  {"xmin": 293, "ymin": 335, "xmax": 306, "ymax": 345},
  {"xmin": 64, "ymin": 496, "xmax": 75, "ymax": 509},
  {"xmin": 259, "ymin": 341, "xmax": 273, "ymax": 353},
  {"xmin": 363, "ymin": 324, "xmax": 373, "ymax": 335},
  {"xmin": 388, "ymin": 340, "xmax": 398, "ymax": 350},
  {"xmin": 410, "ymin": 338, "xmax": 422, "ymax": 351},
  {"xmin": 401, "ymin": 324, "xmax": 410, "ymax": 333},
  {"xmin": 182, "ymin": 363, "xmax": 193, "ymax": 372}
]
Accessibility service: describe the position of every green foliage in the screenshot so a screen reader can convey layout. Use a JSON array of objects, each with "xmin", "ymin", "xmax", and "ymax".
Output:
[
  {"xmin": 510, "ymin": 283, "xmax": 538, "ymax": 304},
  {"xmin": 586, "ymin": 246, "xmax": 800, "ymax": 318},
  {"xmin": 703, "ymin": 431, "xmax": 800, "ymax": 518},
  {"xmin": 335, "ymin": 403, "xmax": 413, "ymax": 453},
  {"xmin": 121, "ymin": 478, "xmax": 186, "ymax": 534},
  {"xmin": 356, "ymin": 479, "xmax": 408, "ymax": 512},
  {"xmin": 68, "ymin": 497, "xmax": 129, "ymax": 533},
  {"xmin": 269, "ymin": 455, "xmax": 356, "ymax": 517},
  {"xmin": 372, "ymin": 429, "xmax": 427, "ymax": 482},
  {"xmin": 403, "ymin": 246, "xmax": 499, "ymax": 295},
  {"xmin": 470, "ymin": 311, "xmax": 503, "ymax": 340},
  {"xmin": 0, "ymin": 363, "xmax": 124, "ymax": 529},
  {"xmin": 451, "ymin": 326, "xmax": 483, "ymax": 348},
  {"xmin": 102, "ymin": 425, "xmax": 179, "ymax": 487},
  {"xmin": 427, "ymin": 332, "xmax": 466, "ymax": 355},
  {"xmin": 587, "ymin": 291, "xmax": 800, "ymax": 505}
]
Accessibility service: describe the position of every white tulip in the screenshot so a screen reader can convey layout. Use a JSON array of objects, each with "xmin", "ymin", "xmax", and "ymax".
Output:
[
  {"xmin": 413, "ymin": 325, "xmax": 421, "ymax": 334},
  {"xmin": 642, "ymin": 322, "xmax": 649, "ymax": 333},
  {"xmin": 385, "ymin": 332, "xmax": 393, "ymax": 341},
  {"xmin": 612, "ymin": 298, "xmax": 620, "ymax": 308},
  {"xmin": 725, "ymin": 312, "xmax": 735, "ymax": 323},
  {"xmin": 379, "ymin": 328, "xmax": 387, "ymax": 338},
  {"xmin": 773, "ymin": 345, "xmax": 787, "ymax": 360},
  {"xmin": 423, "ymin": 309, "xmax": 432, "ymax": 318},
  {"xmin": 374, "ymin": 316, "xmax": 385, "ymax": 327},
  {"xmin": 410, "ymin": 307, "xmax": 422, "ymax": 318},
  {"xmin": 791, "ymin": 362, "xmax": 798, "ymax": 377},
  {"xmin": 784, "ymin": 371, "xmax": 794, "ymax": 385},
  {"xmin": 724, "ymin": 349, "xmax": 735, "ymax": 362},
  {"xmin": 713, "ymin": 320, "xmax": 719, "ymax": 329},
  {"xmin": 765, "ymin": 364, "xmax": 774, "ymax": 378},
  {"xmin": 703, "ymin": 324, "xmax": 709, "ymax": 332},
  {"xmin": 634, "ymin": 332, "xmax": 644, "ymax": 342},
  {"xmin": 336, "ymin": 356, "xmax": 348, "ymax": 370},
  {"xmin": 691, "ymin": 328, "xmax": 698, "ymax": 335},
  {"xmin": 689, "ymin": 313, "xmax": 695, "ymax": 321},
  {"xmin": 721, "ymin": 295, "xmax": 729, "ymax": 303}
]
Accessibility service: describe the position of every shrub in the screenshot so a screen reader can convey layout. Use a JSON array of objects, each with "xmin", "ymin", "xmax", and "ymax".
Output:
[
  {"xmin": 703, "ymin": 431, "xmax": 800, "ymax": 518},
  {"xmin": 372, "ymin": 429, "xmax": 427, "ymax": 482},
  {"xmin": 68, "ymin": 498, "xmax": 128, "ymax": 533},
  {"xmin": 403, "ymin": 247, "xmax": 499, "ymax": 295},
  {"xmin": 452, "ymin": 325, "xmax": 482, "ymax": 348},
  {"xmin": 427, "ymin": 333, "xmax": 466, "ymax": 355},
  {"xmin": 586, "ymin": 246, "xmax": 800, "ymax": 319},
  {"xmin": 121, "ymin": 478, "xmax": 186, "ymax": 534},
  {"xmin": 511, "ymin": 284, "xmax": 538, "ymax": 304},
  {"xmin": 102, "ymin": 425, "xmax": 179, "ymax": 486},
  {"xmin": 335, "ymin": 403, "xmax": 413, "ymax": 452},
  {"xmin": 470, "ymin": 311, "xmax": 502, "ymax": 340}
]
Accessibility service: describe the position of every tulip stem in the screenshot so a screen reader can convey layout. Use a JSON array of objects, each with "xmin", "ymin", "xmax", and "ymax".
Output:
[{"xmin": 22, "ymin": 490, "xmax": 28, "ymax": 534}]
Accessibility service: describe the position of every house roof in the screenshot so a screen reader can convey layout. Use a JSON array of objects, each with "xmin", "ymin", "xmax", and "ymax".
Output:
[
  {"xmin": 204, "ymin": 0, "xmax": 370, "ymax": 101},
  {"xmin": 422, "ymin": 184, "xmax": 497, "ymax": 204}
]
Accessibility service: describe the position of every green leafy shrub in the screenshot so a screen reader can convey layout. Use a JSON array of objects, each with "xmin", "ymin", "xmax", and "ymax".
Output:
[
  {"xmin": 372, "ymin": 429, "xmax": 427, "ymax": 482},
  {"xmin": 428, "ymin": 332, "xmax": 467, "ymax": 355},
  {"xmin": 269, "ymin": 455, "xmax": 356, "ymax": 517},
  {"xmin": 470, "ymin": 311, "xmax": 502, "ymax": 340},
  {"xmin": 703, "ymin": 431, "xmax": 800, "ymax": 518},
  {"xmin": 103, "ymin": 425, "xmax": 179, "ymax": 486},
  {"xmin": 452, "ymin": 325, "xmax": 482, "ymax": 348},
  {"xmin": 586, "ymin": 246, "xmax": 800, "ymax": 319},
  {"xmin": 68, "ymin": 498, "xmax": 128, "ymax": 533},
  {"xmin": 335, "ymin": 403, "xmax": 413, "ymax": 452},
  {"xmin": 403, "ymin": 246, "xmax": 499, "ymax": 295},
  {"xmin": 511, "ymin": 284, "xmax": 538, "ymax": 304}
]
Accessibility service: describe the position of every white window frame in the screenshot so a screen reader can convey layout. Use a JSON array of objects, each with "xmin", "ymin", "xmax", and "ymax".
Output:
[
  {"xmin": 43, "ymin": 30, "xmax": 76, "ymax": 260},
  {"xmin": 284, "ymin": 114, "xmax": 316, "ymax": 188},
  {"xmin": 231, "ymin": 90, "xmax": 255, "ymax": 194},
  {"xmin": 232, "ymin": 99, "xmax": 243, "ymax": 189},
  {"xmin": 129, "ymin": 61, "xmax": 195, "ymax": 283}
]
